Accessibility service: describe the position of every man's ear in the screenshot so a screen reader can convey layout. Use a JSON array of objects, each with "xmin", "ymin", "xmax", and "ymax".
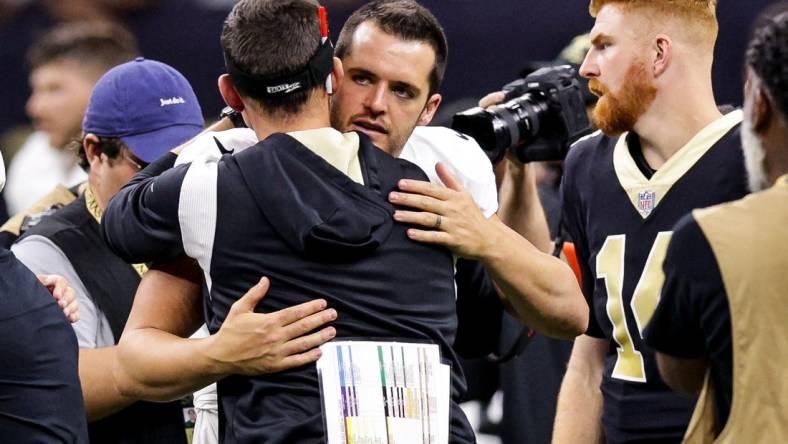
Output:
[
  {"xmin": 218, "ymin": 74, "xmax": 245, "ymax": 112},
  {"xmin": 417, "ymin": 93, "xmax": 442, "ymax": 126},
  {"xmin": 751, "ymin": 85, "xmax": 773, "ymax": 134},
  {"xmin": 653, "ymin": 35, "xmax": 672, "ymax": 77},
  {"xmin": 83, "ymin": 133, "xmax": 102, "ymax": 167},
  {"xmin": 328, "ymin": 57, "xmax": 344, "ymax": 96}
]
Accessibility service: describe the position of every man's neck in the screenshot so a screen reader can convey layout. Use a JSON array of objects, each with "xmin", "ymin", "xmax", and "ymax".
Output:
[
  {"xmin": 245, "ymin": 100, "xmax": 333, "ymax": 141},
  {"xmin": 765, "ymin": 122, "xmax": 788, "ymax": 186},
  {"xmin": 632, "ymin": 91, "xmax": 722, "ymax": 170}
]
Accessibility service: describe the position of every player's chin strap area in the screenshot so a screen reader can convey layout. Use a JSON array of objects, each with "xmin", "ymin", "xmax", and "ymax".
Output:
[{"xmin": 223, "ymin": 38, "xmax": 334, "ymax": 99}]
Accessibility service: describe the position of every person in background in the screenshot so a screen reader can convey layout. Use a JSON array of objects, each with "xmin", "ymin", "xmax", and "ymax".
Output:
[
  {"xmin": 644, "ymin": 4, "xmax": 788, "ymax": 442},
  {"xmin": 1, "ymin": 22, "xmax": 137, "ymax": 242},
  {"xmin": 12, "ymin": 58, "xmax": 204, "ymax": 444},
  {"xmin": 551, "ymin": 1, "xmax": 749, "ymax": 442}
]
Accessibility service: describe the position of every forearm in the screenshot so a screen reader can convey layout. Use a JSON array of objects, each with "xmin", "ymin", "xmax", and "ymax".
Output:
[
  {"xmin": 113, "ymin": 259, "xmax": 216, "ymax": 402},
  {"xmin": 497, "ymin": 161, "xmax": 553, "ymax": 253},
  {"xmin": 114, "ymin": 328, "xmax": 226, "ymax": 403},
  {"xmin": 655, "ymin": 352, "xmax": 708, "ymax": 397},
  {"xmin": 80, "ymin": 347, "xmax": 136, "ymax": 422},
  {"xmin": 482, "ymin": 220, "xmax": 587, "ymax": 339},
  {"xmin": 552, "ymin": 335, "xmax": 606, "ymax": 444}
]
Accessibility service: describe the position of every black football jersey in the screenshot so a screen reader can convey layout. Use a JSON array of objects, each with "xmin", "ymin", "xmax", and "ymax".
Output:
[{"xmin": 560, "ymin": 111, "xmax": 748, "ymax": 443}]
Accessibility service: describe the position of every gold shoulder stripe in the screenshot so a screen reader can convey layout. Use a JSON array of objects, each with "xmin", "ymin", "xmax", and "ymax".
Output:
[{"xmin": 614, "ymin": 110, "xmax": 743, "ymax": 219}]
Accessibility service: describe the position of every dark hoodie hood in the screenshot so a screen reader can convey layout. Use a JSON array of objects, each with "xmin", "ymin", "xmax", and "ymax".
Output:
[{"xmin": 231, "ymin": 132, "xmax": 399, "ymax": 262}]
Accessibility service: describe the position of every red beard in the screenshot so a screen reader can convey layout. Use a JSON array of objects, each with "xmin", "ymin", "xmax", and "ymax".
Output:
[{"xmin": 588, "ymin": 62, "xmax": 657, "ymax": 136}]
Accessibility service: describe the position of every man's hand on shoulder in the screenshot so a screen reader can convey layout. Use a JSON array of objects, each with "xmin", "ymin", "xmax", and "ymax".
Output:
[
  {"xmin": 38, "ymin": 274, "xmax": 79, "ymax": 323},
  {"xmin": 390, "ymin": 163, "xmax": 498, "ymax": 260},
  {"xmin": 206, "ymin": 277, "xmax": 338, "ymax": 375}
]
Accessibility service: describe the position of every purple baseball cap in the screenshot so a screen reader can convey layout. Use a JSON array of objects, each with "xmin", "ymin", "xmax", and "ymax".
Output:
[{"xmin": 82, "ymin": 57, "xmax": 204, "ymax": 163}]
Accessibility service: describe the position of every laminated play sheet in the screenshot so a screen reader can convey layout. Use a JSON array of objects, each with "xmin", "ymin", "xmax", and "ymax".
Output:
[{"xmin": 317, "ymin": 341, "xmax": 450, "ymax": 444}]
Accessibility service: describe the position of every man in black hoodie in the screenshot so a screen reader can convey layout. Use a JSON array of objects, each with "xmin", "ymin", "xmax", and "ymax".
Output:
[{"xmin": 102, "ymin": 1, "xmax": 476, "ymax": 442}]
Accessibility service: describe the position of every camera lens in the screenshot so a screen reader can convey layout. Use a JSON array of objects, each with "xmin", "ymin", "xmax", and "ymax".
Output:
[
  {"xmin": 452, "ymin": 107, "xmax": 508, "ymax": 163},
  {"xmin": 452, "ymin": 94, "xmax": 548, "ymax": 163},
  {"xmin": 452, "ymin": 66, "xmax": 592, "ymax": 164}
]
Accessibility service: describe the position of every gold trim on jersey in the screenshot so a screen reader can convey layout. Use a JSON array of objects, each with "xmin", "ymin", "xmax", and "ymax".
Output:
[
  {"xmin": 288, "ymin": 127, "xmax": 364, "ymax": 185},
  {"xmin": 84, "ymin": 186, "xmax": 103, "ymax": 224},
  {"xmin": 613, "ymin": 110, "xmax": 743, "ymax": 219}
]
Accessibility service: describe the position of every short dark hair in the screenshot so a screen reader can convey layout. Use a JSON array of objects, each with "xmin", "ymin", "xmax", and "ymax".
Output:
[
  {"xmin": 27, "ymin": 21, "xmax": 138, "ymax": 74},
  {"xmin": 335, "ymin": 0, "xmax": 448, "ymax": 95},
  {"xmin": 72, "ymin": 136, "xmax": 128, "ymax": 172},
  {"xmin": 220, "ymin": 0, "xmax": 324, "ymax": 115},
  {"xmin": 747, "ymin": 4, "xmax": 788, "ymax": 119}
]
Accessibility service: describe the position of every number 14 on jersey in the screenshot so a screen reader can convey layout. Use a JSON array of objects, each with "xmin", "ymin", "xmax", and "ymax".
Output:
[{"xmin": 596, "ymin": 232, "xmax": 673, "ymax": 383}]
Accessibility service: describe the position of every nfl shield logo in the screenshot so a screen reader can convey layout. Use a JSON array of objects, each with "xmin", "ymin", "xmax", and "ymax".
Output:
[{"xmin": 638, "ymin": 190, "xmax": 656, "ymax": 215}]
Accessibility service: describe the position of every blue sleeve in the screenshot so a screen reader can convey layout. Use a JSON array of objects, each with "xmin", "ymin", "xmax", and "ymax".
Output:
[
  {"xmin": 644, "ymin": 214, "xmax": 729, "ymax": 358},
  {"xmin": 560, "ymin": 156, "xmax": 600, "ymax": 337},
  {"xmin": 101, "ymin": 153, "xmax": 188, "ymax": 264}
]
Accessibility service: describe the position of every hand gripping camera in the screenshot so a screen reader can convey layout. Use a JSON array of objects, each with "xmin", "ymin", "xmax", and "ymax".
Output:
[{"xmin": 452, "ymin": 65, "xmax": 593, "ymax": 164}]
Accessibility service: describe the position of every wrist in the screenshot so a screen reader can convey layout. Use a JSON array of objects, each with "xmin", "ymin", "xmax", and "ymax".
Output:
[
  {"xmin": 219, "ymin": 106, "xmax": 246, "ymax": 129},
  {"xmin": 477, "ymin": 218, "xmax": 507, "ymax": 263},
  {"xmin": 505, "ymin": 158, "xmax": 529, "ymax": 177},
  {"xmin": 199, "ymin": 334, "xmax": 233, "ymax": 378}
]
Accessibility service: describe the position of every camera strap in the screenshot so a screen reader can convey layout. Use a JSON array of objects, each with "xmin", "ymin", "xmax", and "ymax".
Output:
[
  {"xmin": 487, "ymin": 326, "xmax": 535, "ymax": 363},
  {"xmin": 224, "ymin": 38, "xmax": 334, "ymax": 98}
]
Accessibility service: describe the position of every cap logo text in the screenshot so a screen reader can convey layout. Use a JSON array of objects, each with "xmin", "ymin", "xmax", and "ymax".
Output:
[
  {"xmin": 160, "ymin": 97, "xmax": 186, "ymax": 107},
  {"xmin": 266, "ymin": 82, "xmax": 302, "ymax": 94}
]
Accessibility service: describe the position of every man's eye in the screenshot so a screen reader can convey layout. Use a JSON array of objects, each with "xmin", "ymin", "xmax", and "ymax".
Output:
[
  {"xmin": 393, "ymin": 87, "xmax": 414, "ymax": 99},
  {"xmin": 353, "ymin": 75, "xmax": 371, "ymax": 86},
  {"xmin": 39, "ymin": 84, "xmax": 62, "ymax": 94}
]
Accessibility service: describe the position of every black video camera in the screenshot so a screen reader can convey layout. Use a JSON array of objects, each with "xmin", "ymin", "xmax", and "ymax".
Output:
[{"xmin": 452, "ymin": 65, "xmax": 592, "ymax": 164}]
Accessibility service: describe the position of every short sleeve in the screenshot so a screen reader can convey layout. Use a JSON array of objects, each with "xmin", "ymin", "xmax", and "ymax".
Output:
[
  {"xmin": 11, "ymin": 236, "xmax": 114, "ymax": 347},
  {"xmin": 644, "ymin": 214, "xmax": 728, "ymax": 358},
  {"xmin": 559, "ymin": 156, "xmax": 601, "ymax": 337},
  {"xmin": 401, "ymin": 126, "xmax": 499, "ymax": 217},
  {"xmin": 101, "ymin": 159, "xmax": 189, "ymax": 264}
]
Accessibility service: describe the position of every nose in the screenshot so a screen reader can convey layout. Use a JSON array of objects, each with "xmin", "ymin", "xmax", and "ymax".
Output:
[
  {"xmin": 579, "ymin": 50, "xmax": 598, "ymax": 79},
  {"xmin": 26, "ymin": 91, "xmax": 42, "ymax": 120},
  {"xmin": 363, "ymin": 83, "xmax": 387, "ymax": 116}
]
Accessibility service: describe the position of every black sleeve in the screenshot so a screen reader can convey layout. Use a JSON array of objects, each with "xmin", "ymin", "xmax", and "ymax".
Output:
[
  {"xmin": 643, "ymin": 214, "xmax": 728, "ymax": 358},
  {"xmin": 453, "ymin": 258, "xmax": 504, "ymax": 359},
  {"xmin": 559, "ymin": 160, "xmax": 601, "ymax": 337},
  {"xmin": 127, "ymin": 152, "xmax": 178, "ymax": 187},
  {"xmin": 101, "ymin": 153, "xmax": 188, "ymax": 264}
]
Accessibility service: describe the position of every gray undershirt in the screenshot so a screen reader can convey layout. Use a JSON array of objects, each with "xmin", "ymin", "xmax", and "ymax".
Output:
[{"xmin": 11, "ymin": 235, "xmax": 115, "ymax": 348}]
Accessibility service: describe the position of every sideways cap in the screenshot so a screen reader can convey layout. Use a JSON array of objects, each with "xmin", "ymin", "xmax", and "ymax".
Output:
[{"xmin": 82, "ymin": 57, "xmax": 204, "ymax": 162}]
